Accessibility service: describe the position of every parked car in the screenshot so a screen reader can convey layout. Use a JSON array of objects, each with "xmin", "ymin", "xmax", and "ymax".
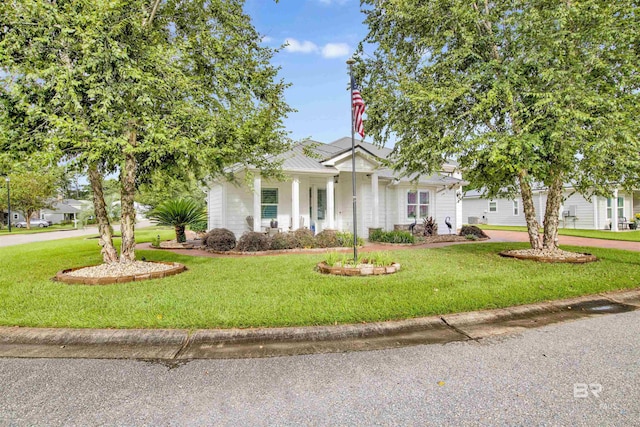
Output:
[{"xmin": 14, "ymin": 219, "xmax": 50, "ymax": 228}]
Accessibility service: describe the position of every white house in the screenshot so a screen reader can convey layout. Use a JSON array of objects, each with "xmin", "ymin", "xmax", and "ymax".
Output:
[
  {"xmin": 463, "ymin": 187, "xmax": 640, "ymax": 231},
  {"xmin": 40, "ymin": 199, "xmax": 88, "ymax": 224},
  {"xmin": 206, "ymin": 137, "xmax": 465, "ymax": 238}
]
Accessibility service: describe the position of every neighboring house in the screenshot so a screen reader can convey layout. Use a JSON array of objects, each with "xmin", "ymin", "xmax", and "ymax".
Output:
[
  {"xmin": 40, "ymin": 199, "xmax": 88, "ymax": 224},
  {"xmin": 206, "ymin": 137, "xmax": 465, "ymax": 238},
  {"xmin": 2, "ymin": 211, "xmax": 25, "ymax": 226},
  {"xmin": 463, "ymin": 187, "xmax": 639, "ymax": 231}
]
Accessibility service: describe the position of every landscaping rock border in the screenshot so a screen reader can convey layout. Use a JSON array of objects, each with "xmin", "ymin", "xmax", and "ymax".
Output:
[
  {"xmin": 499, "ymin": 250, "xmax": 598, "ymax": 264},
  {"xmin": 55, "ymin": 261, "xmax": 187, "ymax": 285},
  {"xmin": 316, "ymin": 261, "xmax": 401, "ymax": 276}
]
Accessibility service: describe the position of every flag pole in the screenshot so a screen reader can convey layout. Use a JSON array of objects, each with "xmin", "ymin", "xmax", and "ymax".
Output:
[{"xmin": 347, "ymin": 57, "xmax": 358, "ymax": 262}]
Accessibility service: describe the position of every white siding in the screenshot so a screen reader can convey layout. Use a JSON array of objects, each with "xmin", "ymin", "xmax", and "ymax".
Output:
[
  {"xmin": 559, "ymin": 192, "xmax": 596, "ymax": 230},
  {"xmin": 462, "ymin": 189, "xmax": 635, "ymax": 230},
  {"xmin": 208, "ymin": 184, "xmax": 224, "ymax": 230},
  {"xmin": 434, "ymin": 188, "xmax": 459, "ymax": 233},
  {"xmin": 224, "ymin": 182, "xmax": 253, "ymax": 237}
]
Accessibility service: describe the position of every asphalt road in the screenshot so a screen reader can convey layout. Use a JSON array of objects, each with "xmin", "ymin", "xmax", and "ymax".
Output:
[
  {"xmin": 1, "ymin": 310, "xmax": 638, "ymax": 426},
  {"xmin": 0, "ymin": 220, "xmax": 153, "ymax": 247}
]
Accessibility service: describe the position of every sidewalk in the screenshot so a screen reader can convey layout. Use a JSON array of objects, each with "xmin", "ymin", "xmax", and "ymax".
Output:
[
  {"xmin": 1, "ymin": 289, "xmax": 639, "ymax": 360},
  {"xmin": 484, "ymin": 229, "xmax": 640, "ymax": 251}
]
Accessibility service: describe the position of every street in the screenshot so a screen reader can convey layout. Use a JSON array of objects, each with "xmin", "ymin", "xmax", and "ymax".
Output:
[
  {"xmin": 0, "ymin": 220, "xmax": 153, "ymax": 248},
  {"xmin": 1, "ymin": 310, "xmax": 638, "ymax": 426}
]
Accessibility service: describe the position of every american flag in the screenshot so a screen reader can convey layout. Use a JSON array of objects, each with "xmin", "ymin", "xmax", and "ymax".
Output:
[{"xmin": 351, "ymin": 75, "xmax": 365, "ymax": 138}]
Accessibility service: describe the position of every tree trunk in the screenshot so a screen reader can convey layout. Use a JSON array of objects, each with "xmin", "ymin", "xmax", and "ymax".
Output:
[
  {"xmin": 88, "ymin": 164, "xmax": 119, "ymax": 263},
  {"xmin": 542, "ymin": 171, "xmax": 564, "ymax": 251},
  {"xmin": 518, "ymin": 171, "xmax": 542, "ymax": 250},
  {"xmin": 175, "ymin": 225, "xmax": 186, "ymax": 243},
  {"xmin": 119, "ymin": 128, "xmax": 138, "ymax": 263}
]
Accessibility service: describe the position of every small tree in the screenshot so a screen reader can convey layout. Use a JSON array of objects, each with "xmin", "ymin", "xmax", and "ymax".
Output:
[
  {"xmin": 148, "ymin": 199, "xmax": 207, "ymax": 243},
  {"xmin": 1, "ymin": 170, "xmax": 57, "ymax": 229}
]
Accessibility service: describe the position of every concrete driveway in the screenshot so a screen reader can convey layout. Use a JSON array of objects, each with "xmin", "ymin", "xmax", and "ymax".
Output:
[{"xmin": 484, "ymin": 229, "xmax": 640, "ymax": 252}]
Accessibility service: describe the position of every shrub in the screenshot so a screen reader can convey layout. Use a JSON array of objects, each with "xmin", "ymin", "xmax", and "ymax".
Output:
[
  {"xmin": 314, "ymin": 230, "xmax": 340, "ymax": 248},
  {"xmin": 465, "ymin": 234, "xmax": 479, "ymax": 240},
  {"xmin": 361, "ymin": 251, "xmax": 394, "ymax": 267},
  {"xmin": 189, "ymin": 220, "xmax": 208, "ymax": 234},
  {"xmin": 237, "ymin": 231, "xmax": 270, "ymax": 252},
  {"xmin": 369, "ymin": 230, "xmax": 415, "ymax": 244},
  {"xmin": 204, "ymin": 228, "xmax": 236, "ymax": 251},
  {"xmin": 459, "ymin": 225, "xmax": 489, "ymax": 239},
  {"xmin": 293, "ymin": 228, "xmax": 316, "ymax": 248},
  {"xmin": 269, "ymin": 232, "xmax": 298, "ymax": 250},
  {"xmin": 148, "ymin": 198, "xmax": 207, "ymax": 243},
  {"xmin": 336, "ymin": 231, "xmax": 365, "ymax": 247}
]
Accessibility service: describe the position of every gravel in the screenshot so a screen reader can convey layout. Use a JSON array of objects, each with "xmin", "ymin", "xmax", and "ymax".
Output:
[
  {"xmin": 503, "ymin": 248, "xmax": 593, "ymax": 259},
  {"xmin": 66, "ymin": 261, "xmax": 174, "ymax": 278}
]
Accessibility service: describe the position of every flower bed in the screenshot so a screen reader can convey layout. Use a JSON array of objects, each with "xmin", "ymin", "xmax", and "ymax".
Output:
[
  {"xmin": 55, "ymin": 261, "xmax": 187, "ymax": 285},
  {"xmin": 316, "ymin": 260, "xmax": 401, "ymax": 276}
]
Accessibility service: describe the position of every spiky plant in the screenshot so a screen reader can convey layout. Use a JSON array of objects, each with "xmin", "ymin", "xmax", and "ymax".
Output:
[{"xmin": 148, "ymin": 199, "xmax": 207, "ymax": 243}]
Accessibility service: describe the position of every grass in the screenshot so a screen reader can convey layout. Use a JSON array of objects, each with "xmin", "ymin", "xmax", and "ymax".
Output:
[
  {"xmin": 0, "ymin": 223, "xmax": 78, "ymax": 235},
  {"xmin": 478, "ymin": 224, "xmax": 640, "ymax": 242},
  {"xmin": 0, "ymin": 228, "xmax": 638, "ymax": 330}
]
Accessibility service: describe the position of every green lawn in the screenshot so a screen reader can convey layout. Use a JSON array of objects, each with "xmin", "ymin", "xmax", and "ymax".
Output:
[
  {"xmin": 0, "ymin": 223, "xmax": 78, "ymax": 235},
  {"xmin": 1, "ymin": 228, "xmax": 638, "ymax": 329},
  {"xmin": 478, "ymin": 224, "xmax": 640, "ymax": 242}
]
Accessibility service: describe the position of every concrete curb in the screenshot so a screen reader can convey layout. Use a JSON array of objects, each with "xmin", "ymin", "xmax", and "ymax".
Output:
[{"xmin": 1, "ymin": 289, "xmax": 639, "ymax": 360}]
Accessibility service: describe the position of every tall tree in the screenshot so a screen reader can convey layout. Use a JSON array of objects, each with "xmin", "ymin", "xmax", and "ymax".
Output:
[
  {"xmin": 357, "ymin": 0, "xmax": 640, "ymax": 251},
  {"xmin": 1, "ymin": 0, "xmax": 291, "ymax": 262}
]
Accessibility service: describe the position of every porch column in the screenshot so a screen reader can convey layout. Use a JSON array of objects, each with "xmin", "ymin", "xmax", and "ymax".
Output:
[
  {"xmin": 291, "ymin": 176, "xmax": 300, "ymax": 230},
  {"xmin": 326, "ymin": 177, "xmax": 335, "ymax": 229},
  {"xmin": 592, "ymin": 195, "xmax": 598, "ymax": 229},
  {"xmin": 611, "ymin": 189, "xmax": 619, "ymax": 231},
  {"xmin": 253, "ymin": 174, "xmax": 261, "ymax": 232},
  {"xmin": 311, "ymin": 184, "xmax": 318, "ymax": 228},
  {"xmin": 371, "ymin": 172, "xmax": 379, "ymax": 228}
]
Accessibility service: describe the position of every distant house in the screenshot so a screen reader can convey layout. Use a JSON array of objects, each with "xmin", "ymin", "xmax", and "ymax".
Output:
[
  {"xmin": 463, "ymin": 187, "xmax": 639, "ymax": 231},
  {"xmin": 206, "ymin": 137, "xmax": 465, "ymax": 238},
  {"xmin": 40, "ymin": 199, "xmax": 89, "ymax": 224}
]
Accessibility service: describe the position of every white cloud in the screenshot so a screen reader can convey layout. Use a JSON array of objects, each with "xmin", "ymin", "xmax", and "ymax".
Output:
[
  {"xmin": 261, "ymin": 36, "xmax": 273, "ymax": 44},
  {"xmin": 321, "ymin": 43, "xmax": 350, "ymax": 58},
  {"xmin": 284, "ymin": 38, "xmax": 319, "ymax": 54}
]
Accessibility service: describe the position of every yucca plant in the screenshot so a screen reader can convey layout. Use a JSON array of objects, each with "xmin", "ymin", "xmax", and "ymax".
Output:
[{"xmin": 148, "ymin": 199, "xmax": 207, "ymax": 243}]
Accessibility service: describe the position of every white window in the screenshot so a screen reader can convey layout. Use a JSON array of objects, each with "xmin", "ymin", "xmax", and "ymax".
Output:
[
  {"xmin": 489, "ymin": 200, "xmax": 497, "ymax": 213},
  {"xmin": 261, "ymin": 188, "xmax": 278, "ymax": 219},
  {"xmin": 407, "ymin": 190, "xmax": 429, "ymax": 219},
  {"xmin": 607, "ymin": 197, "xmax": 624, "ymax": 219},
  {"xmin": 618, "ymin": 197, "xmax": 624, "ymax": 219},
  {"xmin": 513, "ymin": 200, "xmax": 519, "ymax": 216},
  {"xmin": 317, "ymin": 189, "xmax": 327, "ymax": 220}
]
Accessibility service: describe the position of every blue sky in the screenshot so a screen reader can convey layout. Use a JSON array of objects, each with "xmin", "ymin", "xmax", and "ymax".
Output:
[{"xmin": 244, "ymin": 0, "xmax": 369, "ymax": 144}]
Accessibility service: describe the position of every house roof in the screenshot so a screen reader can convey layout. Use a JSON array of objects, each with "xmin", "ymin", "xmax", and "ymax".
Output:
[
  {"xmin": 43, "ymin": 201, "xmax": 80, "ymax": 214},
  {"xmin": 237, "ymin": 136, "xmax": 464, "ymax": 187}
]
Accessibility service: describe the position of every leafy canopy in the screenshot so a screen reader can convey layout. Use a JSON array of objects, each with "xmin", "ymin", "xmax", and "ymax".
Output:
[{"xmin": 357, "ymin": 0, "xmax": 640, "ymax": 199}]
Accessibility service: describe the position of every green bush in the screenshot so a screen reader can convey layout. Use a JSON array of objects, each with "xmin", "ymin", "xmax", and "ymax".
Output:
[
  {"xmin": 189, "ymin": 220, "xmax": 208, "ymax": 233},
  {"xmin": 269, "ymin": 232, "xmax": 298, "ymax": 250},
  {"xmin": 237, "ymin": 231, "xmax": 270, "ymax": 252},
  {"xmin": 204, "ymin": 228, "xmax": 236, "ymax": 251},
  {"xmin": 336, "ymin": 231, "xmax": 364, "ymax": 247},
  {"xmin": 293, "ymin": 228, "xmax": 316, "ymax": 248},
  {"xmin": 369, "ymin": 229, "xmax": 415, "ymax": 244},
  {"xmin": 314, "ymin": 230, "xmax": 340, "ymax": 248}
]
